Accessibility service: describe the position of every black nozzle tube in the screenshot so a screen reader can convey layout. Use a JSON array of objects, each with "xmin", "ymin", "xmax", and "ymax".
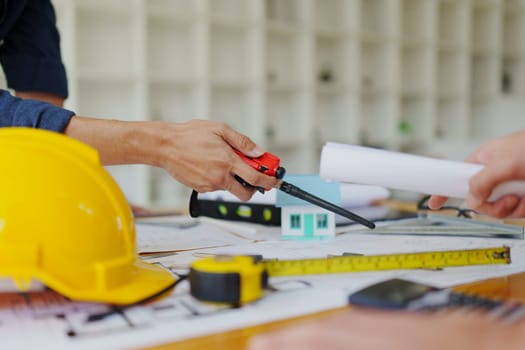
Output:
[
  {"xmin": 275, "ymin": 166, "xmax": 286, "ymax": 179},
  {"xmin": 279, "ymin": 181, "xmax": 376, "ymax": 229}
]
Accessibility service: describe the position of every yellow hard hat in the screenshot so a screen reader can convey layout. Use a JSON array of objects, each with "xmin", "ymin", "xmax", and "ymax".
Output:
[{"xmin": 0, "ymin": 128, "xmax": 175, "ymax": 304}]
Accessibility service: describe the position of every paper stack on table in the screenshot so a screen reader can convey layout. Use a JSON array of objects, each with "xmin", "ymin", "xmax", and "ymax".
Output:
[{"xmin": 199, "ymin": 180, "xmax": 390, "ymax": 208}]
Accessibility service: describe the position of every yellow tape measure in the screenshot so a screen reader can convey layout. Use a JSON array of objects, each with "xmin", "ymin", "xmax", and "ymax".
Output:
[{"xmin": 189, "ymin": 246, "xmax": 510, "ymax": 305}]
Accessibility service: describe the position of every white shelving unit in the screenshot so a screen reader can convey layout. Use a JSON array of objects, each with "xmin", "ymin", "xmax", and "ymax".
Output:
[{"xmin": 43, "ymin": 0, "xmax": 525, "ymax": 208}]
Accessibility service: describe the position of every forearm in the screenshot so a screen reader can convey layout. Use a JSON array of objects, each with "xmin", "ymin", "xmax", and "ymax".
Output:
[
  {"xmin": 64, "ymin": 116, "xmax": 166, "ymax": 166},
  {"xmin": 65, "ymin": 117, "xmax": 279, "ymax": 200}
]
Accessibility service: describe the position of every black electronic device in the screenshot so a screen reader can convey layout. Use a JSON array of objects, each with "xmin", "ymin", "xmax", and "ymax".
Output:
[{"xmin": 348, "ymin": 278, "xmax": 502, "ymax": 311}]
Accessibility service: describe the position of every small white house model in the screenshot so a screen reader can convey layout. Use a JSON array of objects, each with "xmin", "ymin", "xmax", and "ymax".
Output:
[
  {"xmin": 276, "ymin": 175, "xmax": 340, "ymax": 240},
  {"xmin": 281, "ymin": 206, "xmax": 335, "ymax": 239}
]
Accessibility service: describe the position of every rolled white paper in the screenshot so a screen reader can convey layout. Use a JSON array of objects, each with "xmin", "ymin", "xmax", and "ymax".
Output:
[{"xmin": 320, "ymin": 142, "xmax": 525, "ymax": 201}]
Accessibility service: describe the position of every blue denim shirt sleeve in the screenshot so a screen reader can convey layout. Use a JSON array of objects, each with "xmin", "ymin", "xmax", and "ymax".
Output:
[
  {"xmin": 0, "ymin": 89, "xmax": 74, "ymax": 131},
  {"xmin": 0, "ymin": 0, "xmax": 68, "ymax": 98}
]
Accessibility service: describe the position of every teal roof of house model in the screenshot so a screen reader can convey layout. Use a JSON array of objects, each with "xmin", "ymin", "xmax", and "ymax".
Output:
[{"xmin": 275, "ymin": 174, "xmax": 340, "ymax": 207}]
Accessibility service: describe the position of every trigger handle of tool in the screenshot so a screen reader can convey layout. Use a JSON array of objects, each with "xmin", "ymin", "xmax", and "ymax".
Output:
[{"xmin": 234, "ymin": 149, "xmax": 286, "ymax": 179}]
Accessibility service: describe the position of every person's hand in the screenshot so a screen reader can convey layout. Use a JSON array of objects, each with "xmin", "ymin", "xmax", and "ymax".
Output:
[
  {"xmin": 65, "ymin": 117, "xmax": 280, "ymax": 201},
  {"xmin": 427, "ymin": 194, "xmax": 448, "ymax": 210},
  {"xmin": 249, "ymin": 308, "xmax": 525, "ymax": 350},
  {"xmin": 429, "ymin": 130, "xmax": 525, "ymax": 217},
  {"xmin": 461, "ymin": 130, "xmax": 525, "ymax": 218},
  {"xmin": 150, "ymin": 119, "xmax": 280, "ymax": 200}
]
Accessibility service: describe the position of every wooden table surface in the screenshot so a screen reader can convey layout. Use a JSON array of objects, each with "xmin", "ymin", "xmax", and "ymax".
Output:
[{"xmin": 146, "ymin": 271, "xmax": 525, "ymax": 350}]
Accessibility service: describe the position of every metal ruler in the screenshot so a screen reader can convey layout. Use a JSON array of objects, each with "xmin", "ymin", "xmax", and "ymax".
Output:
[{"xmin": 189, "ymin": 246, "xmax": 511, "ymax": 305}]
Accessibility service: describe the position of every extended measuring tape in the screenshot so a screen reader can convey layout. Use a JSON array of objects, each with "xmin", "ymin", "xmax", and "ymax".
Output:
[{"xmin": 189, "ymin": 246, "xmax": 511, "ymax": 305}]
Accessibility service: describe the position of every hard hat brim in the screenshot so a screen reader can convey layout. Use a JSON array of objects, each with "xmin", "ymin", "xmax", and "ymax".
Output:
[{"xmin": 52, "ymin": 259, "xmax": 177, "ymax": 305}]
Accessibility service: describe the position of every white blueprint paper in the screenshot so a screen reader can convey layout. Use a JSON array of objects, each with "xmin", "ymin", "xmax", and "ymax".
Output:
[
  {"xmin": 135, "ymin": 218, "xmax": 256, "ymax": 253},
  {"xmin": 1, "ymin": 222, "xmax": 525, "ymax": 349}
]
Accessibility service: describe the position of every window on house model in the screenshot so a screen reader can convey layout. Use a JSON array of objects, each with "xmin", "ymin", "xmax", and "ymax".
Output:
[
  {"xmin": 290, "ymin": 214, "xmax": 301, "ymax": 229},
  {"xmin": 316, "ymin": 213, "xmax": 328, "ymax": 229}
]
